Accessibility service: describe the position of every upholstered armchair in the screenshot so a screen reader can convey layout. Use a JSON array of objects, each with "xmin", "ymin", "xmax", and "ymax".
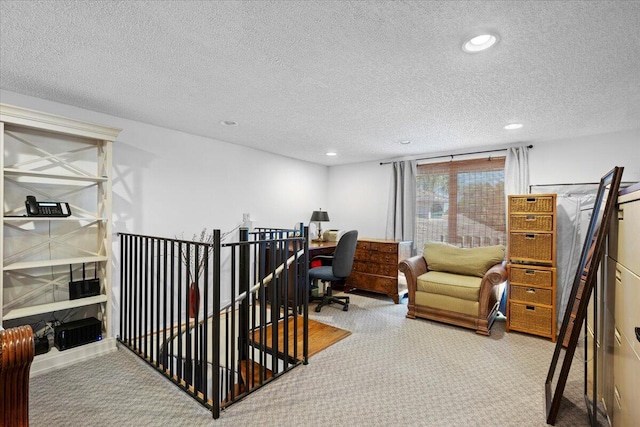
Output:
[{"xmin": 399, "ymin": 242, "xmax": 507, "ymax": 336}]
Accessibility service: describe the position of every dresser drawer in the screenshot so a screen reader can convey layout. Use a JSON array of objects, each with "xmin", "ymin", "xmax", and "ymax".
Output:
[
  {"xmin": 509, "ymin": 302, "xmax": 552, "ymax": 335},
  {"xmin": 509, "ymin": 266, "xmax": 554, "ymax": 287},
  {"xmin": 509, "ymin": 232, "xmax": 553, "ymax": 263},
  {"xmin": 614, "ymin": 263, "xmax": 640, "ymax": 357},
  {"xmin": 352, "ymin": 260, "xmax": 398, "ymax": 277},
  {"xmin": 509, "ymin": 214, "xmax": 554, "ymax": 232},
  {"xmin": 357, "ymin": 240, "xmax": 398, "ymax": 252},
  {"xmin": 369, "ymin": 251, "xmax": 398, "ymax": 264},
  {"xmin": 509, "ymin": 285, "xmax": 552, "ymax": 305},
  {"xmin": 613, "ymin": 326, "xmax": 640, "ymax": 427},
  {"xmin": 347, "ymin": 271, "xmax": 397, "ymax": 294},
  {"xmin": 509, "ymin": 195, "xmax": 555, "ymax": 213},
  {"xmin": 368, "ymin": 242, "xmax": 397, "ymax": 253}
]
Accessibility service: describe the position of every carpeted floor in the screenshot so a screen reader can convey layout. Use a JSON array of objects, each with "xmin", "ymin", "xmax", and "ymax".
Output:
[{"xmin": 29, "ymin": 292, "xmax": 590, "ymax": 426}]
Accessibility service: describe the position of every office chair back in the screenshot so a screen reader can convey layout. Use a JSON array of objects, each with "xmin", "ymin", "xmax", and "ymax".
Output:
[{"xmin": 332, "ymin": 230, "xmax": 358, "ymax": 278}]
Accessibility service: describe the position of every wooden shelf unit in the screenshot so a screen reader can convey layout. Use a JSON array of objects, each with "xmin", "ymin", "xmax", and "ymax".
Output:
[
  {"xmin": 1, "ymin": 103, "xmax": 121, "ymax": 374},
  {"xmin": 506, "ymin": 194, "xmax": 557, "ymax": 341}
]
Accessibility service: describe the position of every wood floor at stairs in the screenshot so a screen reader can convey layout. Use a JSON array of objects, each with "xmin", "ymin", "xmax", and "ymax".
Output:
[
  {"xmin": 222, "ymin": 359, "xmax": 273, "ymax": 404},
  {"xmin": 251, "ymin": 318, "xmax": 351, "ymax": 359}
]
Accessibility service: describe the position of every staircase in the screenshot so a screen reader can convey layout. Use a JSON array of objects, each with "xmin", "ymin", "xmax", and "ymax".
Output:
[{"xmin": 117, "ymin": 227, "xmax": 309, "ymax": 419}]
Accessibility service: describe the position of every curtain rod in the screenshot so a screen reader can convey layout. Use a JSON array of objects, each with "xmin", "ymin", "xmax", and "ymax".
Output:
[{"xmin": 379, "ymin": 144, "xmax": 533, "ymax": 165}]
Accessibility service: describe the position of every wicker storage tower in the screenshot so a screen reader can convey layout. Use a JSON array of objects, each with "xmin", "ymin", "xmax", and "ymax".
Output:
[{"xmin": 506, "ymin": 194, "xmax": 557, "ymax": 341}]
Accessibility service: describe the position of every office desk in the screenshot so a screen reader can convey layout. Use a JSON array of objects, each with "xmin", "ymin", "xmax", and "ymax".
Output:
[
  {"xmin": 309, "ymin": 240, "xmax": 337, "ymax": 257},
  {"xmin": 263, "ymin": 240, "xmax": 337, "ymax": 308}
]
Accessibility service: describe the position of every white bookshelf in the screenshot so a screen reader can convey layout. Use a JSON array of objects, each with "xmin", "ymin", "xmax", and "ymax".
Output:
[
  {"xmin": 3, "ymin": 295, "xmax": 108, "ymax": 321},
  {"xmin": 1, "ymin": 103, "xmax": 121, "ymax": 374},
  {"xmin": 3, "ymin": 255, "xmax": 109, "ymax": 271}
]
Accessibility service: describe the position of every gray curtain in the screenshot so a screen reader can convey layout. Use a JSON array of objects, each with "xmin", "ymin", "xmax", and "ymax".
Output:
[
  {"xmin": 505, "ymin": 145, "xmax": 530, "ymax": 196},
  {"xmin": 386, "ymin": 160, "xmax": 417, "ymax": 254}
]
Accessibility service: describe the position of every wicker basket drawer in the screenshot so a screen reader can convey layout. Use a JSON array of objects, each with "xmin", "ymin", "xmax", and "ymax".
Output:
[
  {"xmin": 509, "ymin": 195, "xmax": 555, "ymax": 213},
  {"xmin": 509, "ymin": 232, "xmax": 553, "ymax": 262},
  {"xmin": 510, "ymin": 214, "xmax": 554, "ymax": 232},
  {"xmin": 509, "ymin": 266, "xmax": 553, "ymax": 287},
  {"xmin": 510, "ymin": 285, "xmax": 553, "ymax": 305},
  {"xmin": 509, "ymin": 302, "xmax": 552, "ymax": 335}
]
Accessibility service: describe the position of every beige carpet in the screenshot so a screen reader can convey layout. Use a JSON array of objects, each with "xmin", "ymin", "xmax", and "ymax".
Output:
[{"xmin": 28, "ymin": 292, "xmax": 589, "ymax": 426}]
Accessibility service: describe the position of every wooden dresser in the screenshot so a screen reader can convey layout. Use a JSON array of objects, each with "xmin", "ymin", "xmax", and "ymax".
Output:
[
  {"xmin": 346, "ymin": 239, "xmax": 411, "ymax": 303},
  {"xmin": 506, "ymin": 194, "xmax": 557, "ymax": 341}
]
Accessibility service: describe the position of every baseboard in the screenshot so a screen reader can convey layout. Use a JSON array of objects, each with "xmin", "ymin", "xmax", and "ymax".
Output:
[{"xmin": 30, "ymin": 337, "xmax": 117, "ymax": 377}]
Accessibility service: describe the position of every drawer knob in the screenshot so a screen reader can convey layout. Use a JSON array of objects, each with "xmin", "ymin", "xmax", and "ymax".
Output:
[
  {"xmin": 526, "ymin": 288, "xmax": 536, "ymax": 293},
  {"xmin": 526, "ymin": 305, "xmax": 535, "ymax": 311}
]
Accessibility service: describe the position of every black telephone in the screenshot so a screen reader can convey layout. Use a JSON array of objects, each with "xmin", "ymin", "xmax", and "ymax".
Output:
[{"xmin": 25, "ymin": 195, "xmax": 72, "ymax": 217}]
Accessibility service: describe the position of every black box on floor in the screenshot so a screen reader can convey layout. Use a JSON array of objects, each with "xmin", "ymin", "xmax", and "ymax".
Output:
[
  {"xmin": 34, "ymin": 336, "xmax": 50, "ymax": 355},
  {"xmin": 54, "ymin": 317, "xmax": 102, "ymax": 351}
]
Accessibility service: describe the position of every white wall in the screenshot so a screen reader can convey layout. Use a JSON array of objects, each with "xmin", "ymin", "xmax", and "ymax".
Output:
[
  {"xmin": 328, "ymin": 129, "xmax": 640, "ymax": 239},
  {"xmin": 528, "ymin": 129, "xmax": 640, "ymax": 186},
  {"xmin": 326, "ymin": 161, "xmax": 392, "ymax": 239},
  {"xmin": 1, "ymin": 90, "xmax": 328, "ymax": 237}
]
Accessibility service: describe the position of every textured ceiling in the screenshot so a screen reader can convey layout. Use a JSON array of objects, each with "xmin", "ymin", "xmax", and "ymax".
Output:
[{"xmin": 1, "ymin": 1, "xmax": 639, "ymax": 166}]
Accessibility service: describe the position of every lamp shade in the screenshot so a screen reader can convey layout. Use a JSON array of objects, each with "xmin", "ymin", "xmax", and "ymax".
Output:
[{"xmin": 310, "ymin": 210, "xmax": 330, "ymax": 222}]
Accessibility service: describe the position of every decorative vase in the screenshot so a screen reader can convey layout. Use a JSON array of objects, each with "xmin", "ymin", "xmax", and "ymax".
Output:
[{"xmin": 189, "ymin": 282, "xmax": 200, "ymax": 318}]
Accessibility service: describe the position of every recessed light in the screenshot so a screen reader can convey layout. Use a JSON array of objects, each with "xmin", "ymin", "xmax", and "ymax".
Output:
[
  {"xmin": 462, "ymin": 33, "xmax": 498, "ymax": 53},
  {"xmin": 326, "ymin": 152, "xmax": 337, "ymax": 157},
  {"xmin": 504, "ymin": 123, "xmax": 523, "ymax": 130},
  {"xmin": 400, "ymin": 140, "xmax": 412, "ymax": 145},
  {"xmin": 220, "ymin": 120, "xmax": 238, "ymax": 126}
]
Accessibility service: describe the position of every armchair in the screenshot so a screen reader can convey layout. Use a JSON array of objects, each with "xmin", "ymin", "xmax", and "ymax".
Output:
[{"xmin": 399, "ymin": 242, "xmax": 507, "ymax": 335}]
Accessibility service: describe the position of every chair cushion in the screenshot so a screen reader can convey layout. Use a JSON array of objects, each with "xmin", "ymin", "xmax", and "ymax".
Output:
[
  {"xmin": 423, "ymin": 242, "xmax": 504, "ymax": 278},
  {"xmin": 417, "ymin": 271, "xmax": 481, "ymax": 301},
  {"xmin": 308, "ymin": 266, "xmax": 338, "ymax": 282},
  {"xmin": 415, "ymin": 291, "xmax": 479, "ymax": 317}
]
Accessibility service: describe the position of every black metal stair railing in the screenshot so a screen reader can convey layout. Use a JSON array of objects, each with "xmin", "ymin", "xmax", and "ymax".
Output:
[{"xmin": 117, "ymin": 227, "xmax": 309, "ymax": 419}]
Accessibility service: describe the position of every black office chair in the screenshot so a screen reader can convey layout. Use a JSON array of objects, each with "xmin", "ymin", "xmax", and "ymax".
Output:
[{"xmin": 308, "ymin": 230, "xmax": 358, "ymax": 312}]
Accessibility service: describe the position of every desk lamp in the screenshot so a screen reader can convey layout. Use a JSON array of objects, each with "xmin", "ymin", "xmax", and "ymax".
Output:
[{"xmin": 310, "ymin": 209, "xmax": 330, "ymax": 242}]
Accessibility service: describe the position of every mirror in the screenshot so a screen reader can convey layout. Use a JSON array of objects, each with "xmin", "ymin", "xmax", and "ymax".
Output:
[{"xmin": 545, "ymin": 166, "xmax": 623, "ymax": 425}]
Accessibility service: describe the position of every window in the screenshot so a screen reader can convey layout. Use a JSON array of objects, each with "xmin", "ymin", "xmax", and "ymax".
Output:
[{"xmin": 415, "ymin": 157, "xmax": 506, "ymax": 251}]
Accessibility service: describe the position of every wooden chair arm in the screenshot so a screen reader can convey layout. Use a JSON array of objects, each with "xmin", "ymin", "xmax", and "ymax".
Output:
[
  {"xmin": 1, "ymin": 325, "xmax": 35, "ymax": 427},
  {"xmin": 478, "ymin": 261, "xmax": 507, "ymax": 318},
  {"xmin": 399, "ymin": 255, "xmax": 428, "ymax": 299}
]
